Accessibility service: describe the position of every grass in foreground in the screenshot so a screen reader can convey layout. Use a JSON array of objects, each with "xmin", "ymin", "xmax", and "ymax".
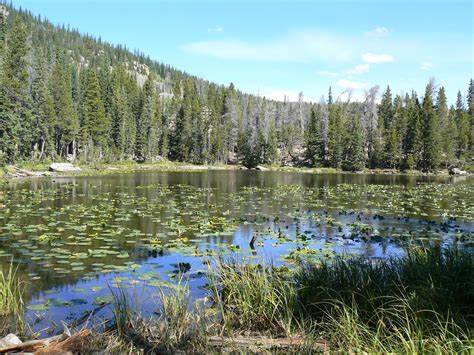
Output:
[
  {"xmin": 8, "ymin": 246, "xmax": 473, "ymax": 353},
  {"xmin": 0, "ymin": 263, "xmax": 26, "ymax": 335},
  {"xmin": 213, "ymin": 246, "xmax": 473, "ymax": 353}
]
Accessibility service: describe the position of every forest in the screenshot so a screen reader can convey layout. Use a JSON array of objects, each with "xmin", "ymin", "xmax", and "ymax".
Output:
[{"xmin": 0, "ymin": 5, "xmax": 473, "ymax": 171}]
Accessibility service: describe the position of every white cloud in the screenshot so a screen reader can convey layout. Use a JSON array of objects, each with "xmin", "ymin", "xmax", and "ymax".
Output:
[
  {"xmin": 362, "ymin": 52, "xmax": 395, "ymax": 64},
  {"xmin": 420, "ymin": 61, "xmax": 434, "ymax": 71},
  {"xmin": 337, "ymin": 79, "xmax": 366, "ymax": 90},
  {"xmin": 181, "ymin": 31, "xmax": 354, "ymax": 62},
  {"xmin": 208, "ymin": 27, "xmax": 224, "ymax": 33},
  {"xmin": 346, "ymin": 63, "xmax": 370, "ymax": 75},
  {"xmin": 317, "ymin": 70, "xmax": 340, "ymax": 77},
  {"xmin": 365, "ymin": 27, "xmax": 389, "ymax": 38},
  {"xmin": 318, "ymin": 63, "xmax": 370, "ymax": 78}
]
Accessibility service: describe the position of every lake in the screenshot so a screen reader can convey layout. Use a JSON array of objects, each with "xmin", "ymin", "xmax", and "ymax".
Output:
[{"xmin": 0, "ymin": 170, "xmax": 472, "ymax": 333}]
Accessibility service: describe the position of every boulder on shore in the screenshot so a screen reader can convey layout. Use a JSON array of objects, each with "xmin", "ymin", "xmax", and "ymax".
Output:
[
  {"xmin": 255, "ymin": 165, "xmax": 269, "ymax": 171},
  {"xmin": 49, "ymin": 163, "xmax": 81, "ymax": 172},
  {"xmin": 0, "ymin": 334, "xmax": 22, "ymax": 348},
  {"xmin": 449, "ymin": 167, "xmax": 467, "ymax": 176}
]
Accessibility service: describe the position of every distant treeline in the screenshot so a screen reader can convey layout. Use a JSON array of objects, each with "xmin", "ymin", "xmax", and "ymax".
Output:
[{"xmin": 0, "ymin": 5, "xmax": 472, "ymax": 171}]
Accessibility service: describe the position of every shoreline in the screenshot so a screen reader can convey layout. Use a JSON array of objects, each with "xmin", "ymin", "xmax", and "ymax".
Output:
[{"xmin": 0, "ymin": 161, "xmax": 469, "ymax": 181}]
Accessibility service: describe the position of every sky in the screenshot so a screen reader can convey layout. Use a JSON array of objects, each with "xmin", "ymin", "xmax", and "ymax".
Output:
[{"xmin": 11, "ymin": 0, "xmax": 474, "ymax": 103}]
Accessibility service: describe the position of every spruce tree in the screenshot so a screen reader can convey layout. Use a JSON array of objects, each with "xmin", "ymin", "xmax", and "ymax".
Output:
[
  {"xmin": 51, "ymin": 50, "xmax": 79, "ymax": 158},
  {"xmin": 436, "ymin": 87, "xmax": 451, "ymax": 168},
  {"xmin": 384, "ymin": 95, "xmax": 402, "ymax": 169},
  {"xmin": 402, "ymin": 92, "xmax": 422, "ymax": 170},
  {"xmin": 305, "ymin": 106, "xmax": 323, "ymax": 166},
  {"xmin": 342, "ymin": 113, "xmax": 365, "ymax": 171},
  {"xmin": 0, "ymin": 10, "xmax": 16, "ymax": 164},
  {"xmin": 83, "ymin": 69, "xmax": 108, "ymax": 159},
  {"xmin": 420, "ymin": 81, "xmax": 440, "ymax": 171},
  {"xmin": 455, "ymin": 91, "xmax": 469, "ymax": 160},
  {"xmin": 31, "ymin": 48, "xmax": 56, "ymax": 159},
  {"xmin": 4, "ymin": 15, "xmax": 31, "ymax": 161},
  {"xmin": 327, "ymin": 104, "xmax": 342, "ymax": 168}
]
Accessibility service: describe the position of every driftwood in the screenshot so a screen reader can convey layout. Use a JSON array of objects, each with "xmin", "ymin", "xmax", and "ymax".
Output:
[
  {"xmin": 0, "ymin": 330, "xmax": 91, "ymax": 354},
  {"xmin": 208, "ymin": 335, "xmax": 327, "ymax": 351},
  {"xmin": 0, "ymin": 334, "xmax": 65, "ymax": 353},
  {"xmin": 35, "ymin": 329, "xmax": 91, "ymax": 354}
]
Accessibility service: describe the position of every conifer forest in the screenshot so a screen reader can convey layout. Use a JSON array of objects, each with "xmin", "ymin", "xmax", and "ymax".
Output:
[{"xmin": 0, "ymin": 6, "xmax": 472, "ymax": 171}]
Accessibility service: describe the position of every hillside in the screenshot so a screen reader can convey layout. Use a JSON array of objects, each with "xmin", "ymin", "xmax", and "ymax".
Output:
[{"xmin": 0, "ymin": 4, "xmax": 472, "ymax": 171}]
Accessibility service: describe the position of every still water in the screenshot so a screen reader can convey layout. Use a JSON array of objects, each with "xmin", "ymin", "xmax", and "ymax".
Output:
[{"xmin": 0, "ymin": 171, "xmax": 472, "ymax": 332}]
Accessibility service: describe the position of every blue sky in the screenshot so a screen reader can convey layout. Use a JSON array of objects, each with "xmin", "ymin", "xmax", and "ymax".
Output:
[{"xmin": 12, "ymin": 0, "xmax": 473, "ymax": 103}]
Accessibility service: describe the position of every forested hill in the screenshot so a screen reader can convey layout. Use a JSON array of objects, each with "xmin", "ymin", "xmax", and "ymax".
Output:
[{"xmin": 0, "ymin": 4, "xmax": 472, "ymax": 171}]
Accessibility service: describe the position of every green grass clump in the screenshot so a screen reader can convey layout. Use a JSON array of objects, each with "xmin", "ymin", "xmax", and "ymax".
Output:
[
  {"xmin": 0, "ymin": 263, "xmax": 26, "ymax": 334},
  {"xmin": 212, "ymin": 246, "xmax": 474, "ymax": 352},
  {"xmin": 94, "ymin": 284, "xmax": 207, "ymax": 353},
  {"xmin": 213, "ymin": 262, "xmax": 300, "ymax": 336}
]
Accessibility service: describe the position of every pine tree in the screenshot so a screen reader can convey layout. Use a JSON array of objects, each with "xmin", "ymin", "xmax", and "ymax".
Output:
[
  {"xmin": 342, "ymin": 113, "xmax": 365, "ymax": 171},
  {"xmin": 436, "ymin": 87, "xmax": 452, "ymax": 168},
  {"xmin": 378, "ymin": 86, "xmax": 393, "ymax": 168},
  {"xmin": 0, "ymin": 10, "xmax": 17, "ymax": 164},
  {"xmin": 454, "ymin": 91, "xmax": 469, "ymax": 160},
  {"xmin": 170, "ymin": 79, "xmax": 194, "ymax": 162},
  {"xmin": 420, "ymin": 81, "xmax": 440, "ymax": 171},
  {"xmin": 384, "ymin": 95, "xmax": 403, "ymax": 169},
  {"xmin": 31, "ymin": 48, "xmax": 56, "ymax": 159},
  {"xmin": 305, "ymin": 106, "xmax": 323, "ymax": 166},
  {"xmin": 264, "ymin": 118, "xmax": 279, "ymax": 164},
  {"xmin": 51, "ymin": 50, "xmax": 79, "ymax": 158},
  {"xmin": 135, "ymin": 74, "xmax": 156, "ymax": 160},
  {"xmin": 402, "ymin": 92, "xmax": 422, "ymax": 170},
  {"xmin": 3, "ymin": 14, "xmax": 31, "ymax": 161},
  {"xmin": 83, "ymin": 69, "xmax": 108, "ymax": 159},
  {"xmin": 327, "ymin": 104, "xmax": 343, "ymax": 168},
  {"xmin": 466, "ymin": 80, "xmax": 473, "ymax": 154}
]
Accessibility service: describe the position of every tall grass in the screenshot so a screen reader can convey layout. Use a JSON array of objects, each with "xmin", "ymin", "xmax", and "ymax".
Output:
[
  {"xmin": 51, "ymin": 246, "xmax": 474, "ymax": 353},
  {"xmin": 98, "ymin": 283, "xmax": 207, "ymax": 353},
  {"xmin": 213, "ymin": 261, "xmax": 301, "ymax": 336},
  {"xmin": 212, "ymin": 246, "xmax": 474, "ymax": 352},
  {"xmin": 0, "ymin": 263, "xmax": 25, "ymax": 334},
  {"xmin": 110, "ymin": 286, "xmax": 133, "ymax": 338}
]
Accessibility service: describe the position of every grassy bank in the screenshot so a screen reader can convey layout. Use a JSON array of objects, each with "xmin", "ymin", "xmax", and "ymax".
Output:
[
  {"xmin": 22, "ymin": 245, "xmax": 470, "ymax": 353},
  {"xmin": 3, "ymin": 161, "xmax": 469, "ymax": 181}
]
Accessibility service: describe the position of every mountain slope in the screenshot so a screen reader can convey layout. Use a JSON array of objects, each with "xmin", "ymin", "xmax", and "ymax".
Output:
[{"xmin": 0, "ymin": 4, "xmax": 472, "ymax": 171}]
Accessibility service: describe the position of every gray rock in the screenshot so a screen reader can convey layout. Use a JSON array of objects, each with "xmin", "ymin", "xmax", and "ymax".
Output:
[
  {"xmin": 0, "ymin": 333, "xmax": 22, "ymax": 348},
  {"xmin": 449, "ymin": 167, "xmax": 467, "ymax": 175},
  {"xmin": 255, "ymin": 165, "xmax": 269, "ymax": 171},
  {"xmin": 49, "ymin": 163, "xmax": 81, "ymax": 172}
]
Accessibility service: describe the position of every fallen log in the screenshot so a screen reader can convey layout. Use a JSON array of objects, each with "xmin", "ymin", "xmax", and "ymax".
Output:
[
  {"xmin": 0, "ymin": 334, "xmax": 65, "ymax": 353},
  {"xmin": 35, "ymin": 329, "xmax": 91, "ymax": 354},
  {"xmin": 207, "ymin": 335, "xmax": 327, "ymax": 351}
]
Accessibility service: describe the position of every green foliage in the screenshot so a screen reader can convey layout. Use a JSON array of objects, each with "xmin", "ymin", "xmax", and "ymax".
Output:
[
  {"xmin": 0, "ymin": 263, "xmax": 25, "ymax": 334},
  {"xmin": 420, "ymin": 82, "xmax": 440, "ymax": 171},
  {"xmin": 213, "ymin": 246, "xmax": 473, "ymax": 352},
  {"xmin": 342, "ymin": 113, "xmax": 365, "ymax": 171},
  {"xmin": 0, "ymin": 4, "xmax": 470, "ymax": 171},
  {"xmin": 305, "ymin": 106, "xmax": 324, "ymax": 166}
]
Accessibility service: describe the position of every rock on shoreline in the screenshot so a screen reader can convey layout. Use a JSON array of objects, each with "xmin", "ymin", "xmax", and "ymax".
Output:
[{"xmin": 49, "ymin": 163, "xmax": 82, "ymax": 172}]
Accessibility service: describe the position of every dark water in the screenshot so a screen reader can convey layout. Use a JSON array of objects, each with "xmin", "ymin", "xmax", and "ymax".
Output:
[{"xmin": 0, "ymin": 171, "xmax": 472, "ymax": 333}]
